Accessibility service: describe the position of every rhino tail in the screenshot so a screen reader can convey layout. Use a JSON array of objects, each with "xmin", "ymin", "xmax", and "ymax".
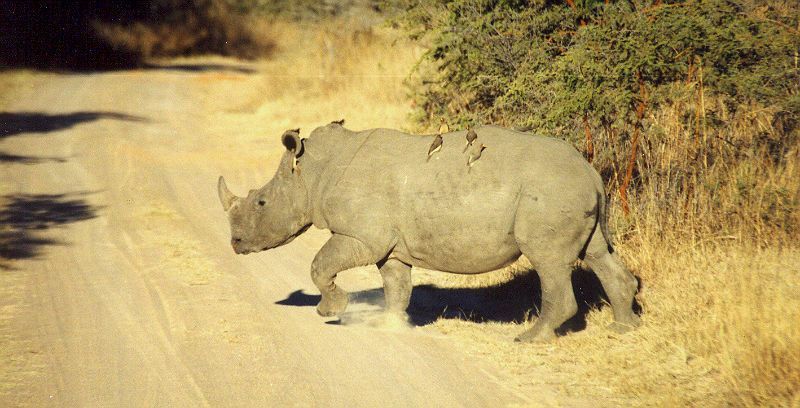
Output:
[{"xmin": 598, "ymin": 191, "xmax": 614, "ymax": 253}]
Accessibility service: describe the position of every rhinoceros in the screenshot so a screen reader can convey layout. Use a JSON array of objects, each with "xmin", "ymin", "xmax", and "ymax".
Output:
[{"xmin": 217, "ymin": 123, "xmax": 640, "ymax": 342}]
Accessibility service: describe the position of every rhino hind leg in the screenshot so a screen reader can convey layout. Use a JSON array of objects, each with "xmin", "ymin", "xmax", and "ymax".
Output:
[
  {"xmin": 584, "ymin": 230, "xmax": 641, "ymax": 332},
  {"xmin": 512, "ymin": 195, "xmax": 592, "ymax": 342},
  {"xmin": 514, "ymin": 262, "xmax": 577, "ymax": 343},
  {"xmin": 378, "ymin": 258, "xmax": 412, "ymax": 316},
  {"xmin": 312, "ymin": 234, "xmax": 383, "ymax": 317}
]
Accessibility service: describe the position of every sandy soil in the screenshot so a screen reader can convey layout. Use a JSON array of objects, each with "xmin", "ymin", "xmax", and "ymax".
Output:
[{"xmin": 0, "ymin": 62, "xmax": 588, "ymax": 407}]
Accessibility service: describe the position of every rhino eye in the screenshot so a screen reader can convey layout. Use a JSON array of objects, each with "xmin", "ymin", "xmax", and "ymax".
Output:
[{"xmin": 258, "ymin": 200, "xmax": 266, "ymax": 206}]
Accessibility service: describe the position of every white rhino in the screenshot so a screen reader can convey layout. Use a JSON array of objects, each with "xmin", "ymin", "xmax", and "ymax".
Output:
[{"xmin": 218, "ymin": 123, "xmax": 640, "ymax": 342}]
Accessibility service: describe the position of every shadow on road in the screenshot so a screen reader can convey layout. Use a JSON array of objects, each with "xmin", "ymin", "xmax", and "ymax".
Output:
[
  {"xmin": 0, "ymin": 192, "xmax": 100, "ymax": 269},
  {"xmin": 0, "ymin": 111, "xmax": 146, "ymax": 139},
  {"xmin": 143, "ymin": 63, "xmax": 256, "ymax": 74},
  {"xmin": 0, "ymin": 151, "xmax": 67, "ymax": 164},
  {"xmin": 275, "ymin": 268, "xmax": 628, "ymax": 336}
]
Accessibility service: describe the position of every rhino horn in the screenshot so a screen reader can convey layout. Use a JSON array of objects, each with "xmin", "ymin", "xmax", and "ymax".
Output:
[{"xmin": 217, "ymin": 176, "xmax": 238, "ymax": 211}]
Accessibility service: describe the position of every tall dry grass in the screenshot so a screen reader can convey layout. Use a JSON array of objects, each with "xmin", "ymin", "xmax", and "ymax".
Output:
[
  {"xmin": 602, "ymin": 92, "xmax": 799, "ymax": 245},
  {"xmin": 196, "ymin": 18, "xmax": 422, "ymax": 186},
  {"xmin": 597, "ymin": 96, "xmax": 800, "ymax": 405},
  {"xmin": 425, "ymin": 243, "xmax": 799, "ymax": 406},
  {"xmin": 250, "ymin": 19, "xmax": 421, "ymax": 131}
]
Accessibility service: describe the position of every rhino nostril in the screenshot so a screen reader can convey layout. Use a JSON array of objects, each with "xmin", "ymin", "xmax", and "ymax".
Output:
[{"xmin": 232, "ymin": 237, "xmax": 242, "ymax": 245}]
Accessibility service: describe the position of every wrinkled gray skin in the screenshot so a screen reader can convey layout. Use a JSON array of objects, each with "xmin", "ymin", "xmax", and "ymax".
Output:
[{"xmin": 218, "ymin": 124, "xmax": 640, "ymax": 342}]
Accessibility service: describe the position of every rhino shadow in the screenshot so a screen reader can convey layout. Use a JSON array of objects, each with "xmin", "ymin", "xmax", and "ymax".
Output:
[
  {"xmin": 275, "ymin": 268, "xmax": 641, "ymax": 335},
  {"xmin": 406, "ymin": 269, "xmax": 614, "ymax": 335}
]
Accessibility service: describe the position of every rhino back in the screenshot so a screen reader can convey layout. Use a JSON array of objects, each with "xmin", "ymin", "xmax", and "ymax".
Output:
[{"xmin": 300, "ymin": 125, "xmax": 601, "ymax": 272}]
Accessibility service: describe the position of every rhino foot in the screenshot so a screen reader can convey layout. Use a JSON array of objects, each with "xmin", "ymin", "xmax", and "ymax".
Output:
[
  {"xmin": 316, "ymin": 287, "xmax": 349, "ymax": 317},
  {"xmin": 514, "ymin": 325, "xmax": 556, "ymax": 343}
]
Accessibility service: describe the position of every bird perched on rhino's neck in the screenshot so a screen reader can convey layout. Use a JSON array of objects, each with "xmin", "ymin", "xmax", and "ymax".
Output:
[
  {"xmin": 463, "ymin": 128, "xmax": 478, "ymax": 152},
  {"xmin": 438, "ymin": 118, "xmax": 450, "ymax": 134},
  {"xmin": 466, "ymin": 143, "xmax": 487, "ymax": 172},
  {"xmin": 331, "ymin": 119, "xmax": 345, "ymax": 126},
  {"xmin": 427, "ymin": 134, "xmax": 443, "ymax": 162}
]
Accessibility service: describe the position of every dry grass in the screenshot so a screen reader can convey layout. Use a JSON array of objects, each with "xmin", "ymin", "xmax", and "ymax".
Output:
[
  {"xmin": 250, "ymin": 19, "xmax": 421, "ymax": 131},
  {"xmin": 423, "ymin": 241, "xmax": 799, "ymax": 407},
  {"xmin": 191, "ymin": 18, "xmax": 423, "ymax": 185},
  {"xmin": 602, "ymin": 93, "xmax": 800, "ymax": 245}
]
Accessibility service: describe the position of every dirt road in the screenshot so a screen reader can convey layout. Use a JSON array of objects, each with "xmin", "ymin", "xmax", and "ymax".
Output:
[{"xmin": 0, "ymin": 62, "xmax": 580, "ymax": 407}]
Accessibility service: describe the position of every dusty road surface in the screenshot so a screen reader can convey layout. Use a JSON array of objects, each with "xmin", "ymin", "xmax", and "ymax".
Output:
[{"xmin": 0, "ymin": 62, "xmax": 583, "ymax": 407}]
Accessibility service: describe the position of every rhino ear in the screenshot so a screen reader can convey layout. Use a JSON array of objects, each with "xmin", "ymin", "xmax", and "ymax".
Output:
[
  {"xmin": 282, "ymin": 129, "xmax": 302, "ymax": 154},
  {"xmin": 217, "ymin": 176, "xmax": 238, "ymax": 211}
]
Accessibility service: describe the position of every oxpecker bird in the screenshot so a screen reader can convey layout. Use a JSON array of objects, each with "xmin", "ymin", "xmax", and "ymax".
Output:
[
  {"xmin": 466, "ymin": 143, "xmax": 487, "ymax": 172},
  {"xmin": 438, "ymin": 118, "xmax": 450, "ymax": 134},
  {"xmin": 463, "ymin": 128, "xmax": 478, "ymax": 152},
  {"xmin": 292, "ymin": 138, "xmax": 307, "ymax": 174},
  {"xmin": 427, "ymin": 134, "xmax": 443, "ymax": 162},
  {"xmin": 331, "ymin": 119, "xmax": 345, "ymax": 125}
]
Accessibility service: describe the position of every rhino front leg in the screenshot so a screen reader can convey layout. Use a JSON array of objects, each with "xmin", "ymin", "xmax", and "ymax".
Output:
[
  {"xmin": 312, "ymin": 234, "xmax": 382, "ymax": 317},
  {"xmin": 378, "ymin": 258, "xmax": 412, "ymax": 316}
]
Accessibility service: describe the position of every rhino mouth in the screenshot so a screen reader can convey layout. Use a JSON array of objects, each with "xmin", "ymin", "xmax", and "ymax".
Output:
[
  {"xmin": 235, "ymin": 247, "xmax": 257, "ymax": 255},
  {"xmin": 268, "ymin": 224, "xmax": 312, "ymax": 250},
  {"xmin": 250, "ymin": 224, "xmax": 312, "ymax": 253}
]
